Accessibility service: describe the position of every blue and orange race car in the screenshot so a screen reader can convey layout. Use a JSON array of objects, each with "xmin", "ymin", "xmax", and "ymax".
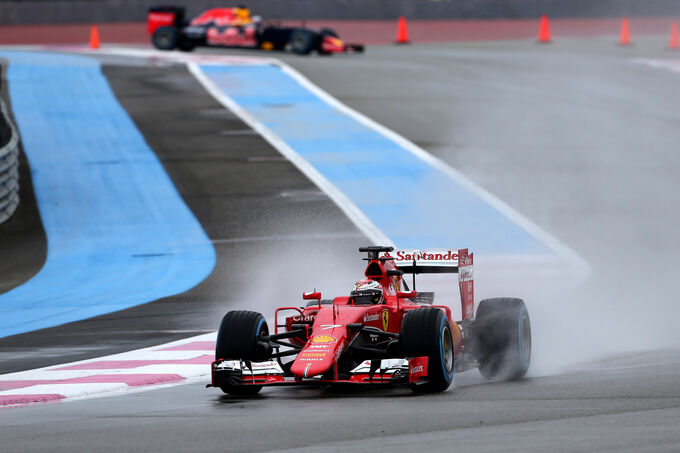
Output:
[
  {"xmin": 209, "ymin": 246, "xmax": 531, "ymax": 395},
  {"xmin": 148, "ymin": 6, "xmax": 364, "ymax": 55}
]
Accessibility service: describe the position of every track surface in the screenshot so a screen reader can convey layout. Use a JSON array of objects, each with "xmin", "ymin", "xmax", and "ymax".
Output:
[
  {"xmin": 1, "ymin": 37, "xmax": 680, "ymax": 450},
  {"xmin": 2, "ymin": 352, "xmax": 680, "ymax": 452}
]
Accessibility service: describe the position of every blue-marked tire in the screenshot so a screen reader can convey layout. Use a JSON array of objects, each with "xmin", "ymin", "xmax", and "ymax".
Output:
[
  {"xmin": 473, "ymin": 298, "xmax": 531, "ymax": 380},
  {"xmin": 216, "ymin": 310, "xmax": 270, "ymax": 395},
  {"xmin": 401, "ymin": 308, "xmax": 454, "ymax": 393}
]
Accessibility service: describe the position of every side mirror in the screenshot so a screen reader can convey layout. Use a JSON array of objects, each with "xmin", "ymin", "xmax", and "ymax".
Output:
[
  {"xmin": 302, "ymin": 291, "xmax": 321, "ymax": 300},
  {"xmin": 397, "ymin": 290, "xmax": 417, "ymax": 299}
]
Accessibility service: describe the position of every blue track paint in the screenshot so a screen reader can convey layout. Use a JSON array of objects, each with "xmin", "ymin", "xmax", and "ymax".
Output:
[
  {"xmin": 0, "ymin": 52, "xmax": 215, "ymax": 338},
  {"xmin": 200, "ymin": 64, "xmax": 551, "ymax": 255}
]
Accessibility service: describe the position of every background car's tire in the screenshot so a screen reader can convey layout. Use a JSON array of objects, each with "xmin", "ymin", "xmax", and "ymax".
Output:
[
  {"xmin": 400, "ymin": 308, "xmax": 454, "ymax": 393},
  {"xmin": 473, "ymin": 298, "xmax": 531, "ymax": 380},
  {"xmin": 290, "ymin": 29, "xmax": 315, "ymax": 55},
  {"xmin": 305, "ymin": 299, "xmax": 333, "ymax": 308},
  {"xmin": 152, "ymin": 26, "xmax": 178, "ymax": 50}
]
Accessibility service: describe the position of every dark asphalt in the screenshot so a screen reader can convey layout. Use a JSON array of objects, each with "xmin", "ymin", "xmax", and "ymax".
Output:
[{"xmin": 1, "ymin": 36, "xmax": 680, "ymax": 451}]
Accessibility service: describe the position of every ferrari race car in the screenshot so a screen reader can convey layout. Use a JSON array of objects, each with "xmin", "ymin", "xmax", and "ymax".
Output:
[
  {"xmin": 148, "ymin": 6, "xmax": 365, "ymax": 55},
  {"xmin": 209, "ymin": 246, "xmax": 531, "ymax": 395}
]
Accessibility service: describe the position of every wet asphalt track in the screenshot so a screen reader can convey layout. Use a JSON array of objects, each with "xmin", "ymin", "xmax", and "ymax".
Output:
[{"xmin": 1, "ymin": 36, "xmax": 680, "ymax": 451}]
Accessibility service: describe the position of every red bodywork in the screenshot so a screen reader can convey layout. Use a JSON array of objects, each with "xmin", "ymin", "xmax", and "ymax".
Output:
[{"xmin": 212, "ymin": 248, "xmax": 473, "ymax": 387}]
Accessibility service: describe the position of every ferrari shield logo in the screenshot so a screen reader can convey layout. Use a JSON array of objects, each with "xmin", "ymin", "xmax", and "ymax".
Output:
[{"xmin": 382, "ymin": 309, "xmax": 389, "ymax": 331}]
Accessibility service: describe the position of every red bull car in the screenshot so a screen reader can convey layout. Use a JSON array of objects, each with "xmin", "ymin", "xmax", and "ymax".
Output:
[
  {"xmin": 148, "ymin": 6, "xmax": 365, "ymax": 55},
  {"xmin": 209, "ymin": 246, "xmax": 531, "ymax": 395}
]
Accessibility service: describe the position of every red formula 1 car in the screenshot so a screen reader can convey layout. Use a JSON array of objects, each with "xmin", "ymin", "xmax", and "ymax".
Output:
[
  {"xmin": 148, "ymin": 6, "xmax": 364, "ymax": 55},
  {"xmin": 209, "ymin": 246, "xmax": 531, "ymax": 395}
]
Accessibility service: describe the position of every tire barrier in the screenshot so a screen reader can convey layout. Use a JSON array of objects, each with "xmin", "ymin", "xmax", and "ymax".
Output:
[{"xmin": 0, "ymin": 98, "xmax": 18, "ymax": 225}]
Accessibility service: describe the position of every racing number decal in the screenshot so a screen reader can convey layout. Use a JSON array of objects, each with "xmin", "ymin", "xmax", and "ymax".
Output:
[{"xmin": 382, "ymin": 309, "xmax": 389, "ymax": 331}]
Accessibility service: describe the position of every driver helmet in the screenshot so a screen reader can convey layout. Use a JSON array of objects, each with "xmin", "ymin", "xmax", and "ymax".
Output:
[{"xmin": 350, "ymin": 279, "xmax": 384, "ymax": 305}]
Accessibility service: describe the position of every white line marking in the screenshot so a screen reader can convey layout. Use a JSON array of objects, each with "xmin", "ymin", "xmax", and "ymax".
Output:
[{"xmin": 187, "ymin": 62, "xmax": 394, "ymax": 247}]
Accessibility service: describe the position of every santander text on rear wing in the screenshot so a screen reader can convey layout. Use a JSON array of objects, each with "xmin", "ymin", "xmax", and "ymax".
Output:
[{"xmin": 382, "ymin": 249, "xmax": 475, "ymax": 320}]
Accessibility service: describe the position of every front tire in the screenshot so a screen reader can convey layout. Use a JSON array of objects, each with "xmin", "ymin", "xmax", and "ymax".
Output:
[
  {"xmin": 152, "ymin": 26, "xmax": 178, "ymax": 50},
  {"xmin": 474, "ymin": 298, "xmax": 531, "ymax": 380},
  {"xmin": 290, "ymin": 29, "xmax": 315, "ymax": 55},
  {"xmin": 401, "ymin": 308, "xmax": 454, "ymax": 393},
  {"xmin": 215, "ymin": 310, "xmax": 271, "ymax": 396}
]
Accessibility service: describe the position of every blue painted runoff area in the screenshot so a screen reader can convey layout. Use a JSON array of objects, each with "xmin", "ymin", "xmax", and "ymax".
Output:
[
  {"xmin": 201, "ymin": 64, "xmax": 551, "ymax": 255},
  {"xmin": 0, "ymin": 52, "xmax": 215, "ymax": 339}
]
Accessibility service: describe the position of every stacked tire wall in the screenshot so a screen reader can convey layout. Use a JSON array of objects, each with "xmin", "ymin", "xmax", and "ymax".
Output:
[
  {"xmin": 1, "ymin": 0, "xmax": 680, "ymax": 25},
  {"xmin": 0, "ymin": 74, "xmax": 19, "ymax": 225}
]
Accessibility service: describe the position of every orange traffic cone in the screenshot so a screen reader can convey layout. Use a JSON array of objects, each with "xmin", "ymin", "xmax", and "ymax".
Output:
[
  {"xmin": 619, "ymin": 18, "xmax": 631, "ymax": 46},
  {"xmin": 537, "ymin": 15, "xmax": 551, "ymax": 43},
  {"xmin": 396, "ymin": 16, "xmax": 409, "ymax": 44},
  {"xmin": 669, "ymin": 22, "xmax": 679, "ymax": 50},
  {"xmin": 89, "ymin": 25, "xmax": 100, "ymax": 49}
]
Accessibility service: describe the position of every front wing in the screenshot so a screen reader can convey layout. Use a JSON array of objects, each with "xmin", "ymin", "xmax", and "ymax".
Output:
[{"xmin": 209, "ymin": 357, "xmax": 429, "ymax": 388}]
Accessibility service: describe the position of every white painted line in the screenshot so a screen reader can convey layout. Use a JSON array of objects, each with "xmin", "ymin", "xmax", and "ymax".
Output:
[
  {"xmin": 0, "ymin": 332, "xmax": 216, "ymax": 408},
  {"xmin": 187, "ymin": 62, "xmax": 394, "ymax": 247}
]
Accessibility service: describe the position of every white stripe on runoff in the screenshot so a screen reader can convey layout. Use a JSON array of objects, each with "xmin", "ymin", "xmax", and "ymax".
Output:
[{"xmin": 0, "ymin": 333, "xmax": 216, "ymax": 408}]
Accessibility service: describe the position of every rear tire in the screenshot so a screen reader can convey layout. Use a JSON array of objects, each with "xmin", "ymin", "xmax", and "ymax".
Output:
[
  {"xmin": 400, "ymin": 308, "xmax": 454, "ymax": 393},
  {"xmin": 152, "ymin": 26, "xmax": 178, "ymax": 50},
  {"xmin": 474, "ymin": 298, "xmax": 531, "ymax": 380},
  {"xmin": 290, "ymin": 29, "xmax": 315, "ymax": 55},
  {"xmin": 215, "ymin": 310, "xmax": 271, "ymax": 396}
]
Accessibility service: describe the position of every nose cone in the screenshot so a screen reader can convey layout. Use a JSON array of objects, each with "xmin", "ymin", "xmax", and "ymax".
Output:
[{"xmin": 290, "ymin": 334, "xmax": 341, "ymax": 379}]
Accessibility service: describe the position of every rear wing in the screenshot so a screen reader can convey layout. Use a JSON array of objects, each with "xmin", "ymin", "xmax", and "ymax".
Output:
[{"xmin": 381, "ymin": 249, "xmax": 475, "ymax": 320}]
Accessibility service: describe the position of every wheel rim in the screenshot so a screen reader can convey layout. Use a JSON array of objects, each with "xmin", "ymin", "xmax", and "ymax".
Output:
[
  {"xmin": 442, "ymin": 325, "xmax": 453, "ymax": 373},
  {"xmin": 292, "ymin": 34, "xmax": 307, "ymax": 50},
  {"xmin": 157, "ymin": 31, "xmax": 171, "ymax": 48}
]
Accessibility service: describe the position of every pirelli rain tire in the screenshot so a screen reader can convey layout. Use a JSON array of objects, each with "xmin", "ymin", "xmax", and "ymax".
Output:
[
  {"xmin": 400, "ymin": 308, "xmax": 454, "ymax": 393},
  {"xmin": 305, "ymin": 299, "xmax": 333, "ymax": 308},
  {"xmin": 152, "ymin": 26, "xmax": 178, "ymax": 50},
  {"xmin": 215, "ymin": 310, "xmax": 270, "ymax": 396},
  {"xmin": 290, "ymin": 29, "xmax": 315, "ymax": 55},
  {"xmin": 474, "ymin": 298, "xmax": 531, "ymax": 381}
]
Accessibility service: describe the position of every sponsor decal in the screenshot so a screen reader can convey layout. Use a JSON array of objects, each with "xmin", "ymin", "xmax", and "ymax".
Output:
[
  {"xmin": 410, "ymin": 365, "xmax": 424, "ymax": 374},
  {"xmin": 459, "ymin": 268, "xmax": 473, "ymax": 282},
  {"xmin": 300, "ymin": 352, "xmax": 327, "ymax": 358},
  {"xmin": 292, "ymin": 314, "xmax": 316, "ymax": 322},
  {"xmin": 308, "ymin": 344, "xmax": 331, "ymax": 349},
  {"xmin": 383, "ymin": 250, "xmax": 459, "ymax": 266},
  {"xmin": 382, "ymin": 309, "xmax": 389, "ymax": 331},
  {"xmin": 363, "ymin": 313, "xmax": 380, "ymax": 322},
  {"xmin": 310, "ymin": 335, "xmax": 336, "ymax": 344},
  {"xmin": 335, "ymin": 343, "xmax": 345, "ymax": 362}
]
